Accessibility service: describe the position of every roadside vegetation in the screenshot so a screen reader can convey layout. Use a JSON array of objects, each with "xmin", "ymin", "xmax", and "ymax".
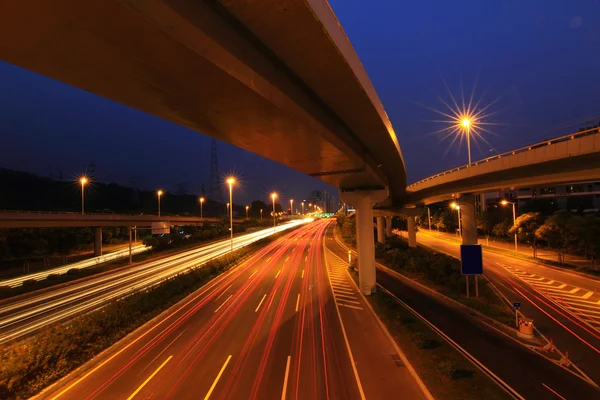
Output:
[
  {"xmin": 0, "ymin": 229, "xmax": 294, "ymax": 399},
  {"xmin": 335, "ymin": 214, "xmax": 514, "ymax": 327},
  {"xmin": 425, "ymin": 205, "xmax": 600, "ymax": 269}
]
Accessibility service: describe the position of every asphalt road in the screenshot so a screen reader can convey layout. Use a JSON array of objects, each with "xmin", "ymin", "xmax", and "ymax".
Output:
[
  {"xmin": 0, "ymin": 220, "xmax": 308, "ymax": 344},
  {"xmin": 415, "ymin": 230, "xmax": 600, "ymax": 392},
  {"xmin": 331, "ymin": 228, "xmax": 600, "ymax": 399},
  {"xmin": 42, "ymin": 220, "xmax": 364, "ymax": 400}
]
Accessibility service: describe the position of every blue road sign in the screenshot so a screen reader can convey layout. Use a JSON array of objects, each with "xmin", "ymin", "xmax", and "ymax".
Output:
[
  {"xmin": 460, "ymin": 244, "xmax": 483, "ymax": 275},
  {"xmin": 513, "ymin": 302, "xmax": 521, "ymax": 310}
]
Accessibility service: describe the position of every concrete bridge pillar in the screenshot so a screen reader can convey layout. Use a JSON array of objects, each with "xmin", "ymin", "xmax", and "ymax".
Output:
[
  {"xmin": 376, "ymin": 216, "xmax": 386, "ymax": 244},
  {"xmin": 460, "ymin": 195, "xmax": 478, "ymax": 245},
  {"xmin": 340, "ymin": 189, "xmax": 388, "ymax": 296},
  {"xmin": 385, "ymin": 217, "xmax": 392, "ymax": 237},
  {"xmin": 407, "ymin": 216, "xmax": 417, "ymax": 248},
  {"xmin": 94, "ymin": 227, "xmax": 102, "ymax": 257}
]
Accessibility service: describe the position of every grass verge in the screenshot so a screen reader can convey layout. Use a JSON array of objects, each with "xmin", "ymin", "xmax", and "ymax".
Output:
[
  {"xmin": 0, "ymin": 228, "xmax": 295, "ymax": 400},
  {"xmin": 349, "ymin": 269, "xmax": 511, "ymax": 400}
]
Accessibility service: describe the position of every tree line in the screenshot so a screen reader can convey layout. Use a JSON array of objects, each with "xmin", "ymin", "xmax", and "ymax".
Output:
[{"xmin": 424, "ymin": 207, "xmax": 600, "ymax": 265}]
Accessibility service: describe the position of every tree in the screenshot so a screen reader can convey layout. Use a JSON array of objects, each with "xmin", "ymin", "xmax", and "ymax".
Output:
[
  {"xmin": 569, "ymin": 214, "xmax": 600, "ymax": 265},
  {"xmin": 535, "ymin": 210, "xmax": 573, "ymax": 263},
  {"xmin": 492, "ymin": 219, "xmax": 513, "ymax": 239},
  {"xmin": 509, "ymin": 212, "xmax": 544, "ymax": 257}
]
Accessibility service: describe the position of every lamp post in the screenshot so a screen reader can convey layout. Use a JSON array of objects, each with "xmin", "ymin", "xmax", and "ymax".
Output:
[
  {"xmin": 271, "ymin": 192, "xmax": 277, "ymax": 232},
  {"xmin": 450, "ymin": 202, "xmax": 461, "ymax": 237},
  {"xmin": 245, "ymin": 205, "xmax": 249, "ymax": 219},
  {"xmin": 227, "ymin": 178, "xmax": 235, "ymax": 252},
  {"xmin": 199, "ymin": 196, "xmax": 205, "ymax": 218},
  {"xmin": 501, "ymin": 200, "xmax": 518, "ymax": 253},
  {"xmin": 79, "ymin": 177, "xmax": 88, "ymax": 215},
  {"xmin": 290, "ymin": 199, "xmax": 294, "ymax": 217},
  {"xmin": 157, "ymin": 190, "xmax": 163, "ymax": 217},
  {"xmin": 461, "ymin": 118, "xmax": 472, "ymax": 166},
  {"xmin": 301, "ymin": 202, "xmax": 305, "ymax": 216},
  {"xmin": 260, "ymin": 209, "xmax": 263, "ymax": 220}
]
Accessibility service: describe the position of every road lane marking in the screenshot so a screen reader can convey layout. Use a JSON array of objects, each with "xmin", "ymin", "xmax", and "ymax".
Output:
[
  {"xmin": 215, "ymin": 284, "xmax": 232, "ymax": 300},
  {"xmin": 248, "ymin": 270, "xmax": 258, "ymax": 279},
  {"xmin": 295, "ymin": 294, "xmax": 300, "ymax": 312},
  {"xmin": 583, "ymin": 291, "xmax": 594, "ymax": 299},
  {"xmin": 215, "ymin": 295, "xmax": 232, "ymax": 313},
  {"xmin": 301, "ymin": 269, "xmax": 304, "ymax": 278},
  {"xmin": 204, "ymin": 355, "xmax": 232, "ymax": 400},
  {"xmin": 339, "ymin": 304, "xmax": 363, "ymax": 310},
  {"xmin": 127, "ymin": 355, "xmax": 173, "ymax": 400},
  {"xmin": 255, "ymin": 294, "xmax": 267, "ymax": 312},
  {"xmin": 281, "ymin": 355, "xmax": 291, "ymax": 400},
  {"xmin": 541, "ymin": 383, "xmax": 566, "ymax": 400},
  {"xmin": 285, "ymin": 256, "xmax": 289, "ymax": 262},
  {"xmin": 305, "ymin": 256, "xmax": 307, "ymax": 262},
  {"xmin": 334, "ymin": 297, "xmax": 361, "ymax": 305},
  {"xmin": 267, "ymin": 257, "xmax": 272, "ymax": 262},
  {"xmin": 275, "ymin": 269, "xmax": 282, "ymax": 279}
]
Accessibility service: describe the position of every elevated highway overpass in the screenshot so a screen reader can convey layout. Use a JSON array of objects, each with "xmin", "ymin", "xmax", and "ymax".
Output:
[
  {"xmin": 407, "ymin": 128, "xmax": 600, "ymax": 205},
  {"xmin": 382, "ymin": 128, "xmax": 600, "ymax": 252},
  {"xmin": 1, "ymin": 0, "xmax": 407, "ymax": 295}
]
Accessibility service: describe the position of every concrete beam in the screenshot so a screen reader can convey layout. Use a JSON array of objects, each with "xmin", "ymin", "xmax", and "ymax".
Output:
[
  {"xmin": 94, "ymin": 227, "xmax": 102, "ymax": 257},
  {"xmin": 407, "ymin": 216, "xmax": 417, "ymax": 248}
]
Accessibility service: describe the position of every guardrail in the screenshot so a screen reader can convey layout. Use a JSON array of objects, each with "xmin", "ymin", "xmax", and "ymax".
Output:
[{"xmin": 407, "ymin": 126, "xmax": 600, "ymax": 189}]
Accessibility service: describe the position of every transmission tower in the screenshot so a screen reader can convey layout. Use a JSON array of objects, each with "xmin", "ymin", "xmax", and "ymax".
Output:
[{"xmin": 208, "ymin": 139, "xmax": 222, "ymax": 202}]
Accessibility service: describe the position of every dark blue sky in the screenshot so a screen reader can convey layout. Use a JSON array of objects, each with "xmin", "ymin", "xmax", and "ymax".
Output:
[{"xmin": 1, "ymin": 1, "xmax": 599, "ymax": 206}]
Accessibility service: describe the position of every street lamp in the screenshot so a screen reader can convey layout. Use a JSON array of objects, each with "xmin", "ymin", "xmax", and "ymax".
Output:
[
  {"xmin": 271, "ymin": 192, "xmax": 278, "ymax": 232},
  {"xmin": 227, "ymin": 177, "xmax": 235, "ymax": 252},
  {"xmin": 260, "ymin": 209, "xmax": 263, "ymax": 220},
  {"xmin": 301, "ymin": 202, "xmax": 305, "ymax": 215},
  {"xmin": 199, "ymin": 196, "xmax": 205, "ymax": 218},
  {"xmin": 450, "ymin": 202, "xmax": 461, "ymax": 237},
  {"xmin": 460, "ymin": 118, "xmax": 472, "ymax": 166},
  {"xmin": 79, "ymin": 177, "xmax": 88, "ymax": 215},
  {"xmin": 290, "ymin": 199, "xmax": 294, "ymax": 217},
  {"xmin": 501, "ymin": 200, "xmax": 518, "ymax": 253},
  {"xmin": 245, "ymin": 205, "xmax": 249, "ymax": 219},
  {"xmin": 157, "ymin": 190, "xmax": 163, "ymax": 217}
]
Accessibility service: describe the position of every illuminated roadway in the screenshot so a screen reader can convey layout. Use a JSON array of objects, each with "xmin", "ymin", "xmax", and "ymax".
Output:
[
  {"xmin": 0, "ymin": 244, "xmax": 149, "ymax": 288},
  {"xmin": 0, "ymin": 221, "xmax": 307, "ymax": 344},
  {"xmin": 415, "ymin": 230, "xmax": 600, "ymax": 389},
  {"xmin": 43, "ymin": 220, "xmax": 364, "ymax": 400}
]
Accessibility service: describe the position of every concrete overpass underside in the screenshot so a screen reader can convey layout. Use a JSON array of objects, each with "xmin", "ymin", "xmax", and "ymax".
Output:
[{"xmin": 0, "ymin": 0, "xmax": 406, "ymax": 203}]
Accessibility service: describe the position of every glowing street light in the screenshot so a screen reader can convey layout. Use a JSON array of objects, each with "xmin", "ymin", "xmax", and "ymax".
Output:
[
  {"xmin": 227, "ymin": 177, "xmax": 235, "ymax": 252},
  {"xmin": 79, "ymin": 177, "xmax": 88, "ymax": 215},
  {"xmin": 450, "ymin": 202, "xmax": 461, "ymax": 236},
  {"xmin": 290, "ymin": 199, "xmax": 294, "ymax": 216},
  {"xmin": 501, "ymin": 200, "xmax": 518, "ymax": 253},
  {"xmin": 260, "ymin": 209, "xmax": 263, "ymax": 220},
  {"xmin": 199, "ymin": 196, "xmax": 205, "ymax": 218},
  {"xmin": 460, "ymin": 118, "xmax": 472, "ymax": 165},
  {"xmin": 157, "ymin": 190, "xmax": 163, "ymax": 217},
  {"xmin": 271, "ymin": 192, "xmax": 278, "ymax": 232},
  {"xmin": 301, "ymin": 202, "xmax": 305, "ymax": 215},
  {"xmin": 245, "ymin": 205, "xmax": 249, "ymax": 219}
]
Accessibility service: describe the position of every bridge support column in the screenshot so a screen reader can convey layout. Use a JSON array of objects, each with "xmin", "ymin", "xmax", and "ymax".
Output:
[
  {"xmin": 340, "ymin": 189, "xmax": 388, "ymax": 296},
  {"xmin": 407, "ymin": 216, "xmax": 417, "ymax": 248},
  {"xmin": 460, "ymin": 195, "xmax": 478, "ymax": 245},
  {"xmin": 94, "ymin": 227, "xmax": 102, "ymax": 257},
  {"xmin": 376, "ymin": 217, "xmax": 386, "ymax": 244},
  {"xmin": 386, "ymin": 217, "xmax": 392, "ymax": 237}
]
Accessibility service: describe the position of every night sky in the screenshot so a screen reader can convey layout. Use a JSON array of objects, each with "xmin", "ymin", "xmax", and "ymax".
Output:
[{"xmin": 1, "ymin": 1, "xmax": 599, "ymax": 206}]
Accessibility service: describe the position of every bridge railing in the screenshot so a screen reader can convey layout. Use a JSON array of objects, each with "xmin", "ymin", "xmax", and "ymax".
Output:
[{"xmin": 407, "ymin": 126, "xmax": 600, "ymax": 190}]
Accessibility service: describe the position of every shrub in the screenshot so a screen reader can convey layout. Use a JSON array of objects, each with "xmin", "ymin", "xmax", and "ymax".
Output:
[
  {"xmin": 46, "ymin": 273, "xmax": 61, "ymax": 280},
  {"xmin": 21, "ymin": 279, "xmax": 38, "ymax": 287},
  {"xmin": 408, "ymin": 332, "xmax": 440, "ymax": 349},
  {"xmin": 66, "ymin": 268, "xmax": 80, "ymax": 275}
]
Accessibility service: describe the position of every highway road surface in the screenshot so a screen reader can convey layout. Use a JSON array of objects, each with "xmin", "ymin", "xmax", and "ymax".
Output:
[
  {"xmin": 42, "ymin": 220, "xmax": 364, "ymax": 400},
  {"xmin": 0, "ymin": 244, "xmax": 149, "ymax": 288},
  {"xmin": 415, "ymin": 230, "xmax": 600, "ymax": 390},
  {"xmin": 0, "ymin": 221, "xmax": 308, "ymax": 344}
]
